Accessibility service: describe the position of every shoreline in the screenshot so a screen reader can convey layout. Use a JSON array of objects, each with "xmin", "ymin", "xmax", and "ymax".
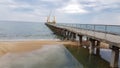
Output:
[
  {"xmin": 0, "ymin": 39, "xmax": 109, "ymax": 56},
  {"xmin": 0, "ymin": 39, "xmax": 60, "ymax": 42},
  {"xmin": 0, "ymin": 40, "xmax": 78, "ymax": 56}
]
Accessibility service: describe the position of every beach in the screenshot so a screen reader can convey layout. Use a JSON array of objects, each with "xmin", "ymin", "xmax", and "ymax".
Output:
[
  {"xmin": 0, "ymin": 40, "xmax": 112, "ymax": 68},
  {"xmin": 0, "ymin": 40, "xmax": 84, "ymax": 68},
  {"xmin": 0, "ymin": 40, "xmax": 109, "ymax": 56},
  {"xmin": 0, "ymin": 40, "xmax": 78, "ymax": 56}
]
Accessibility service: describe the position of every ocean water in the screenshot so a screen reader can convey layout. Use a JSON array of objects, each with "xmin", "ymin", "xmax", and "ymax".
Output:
[{"xmin": 0, "ymin": 21, "xmax": 57, "ymax": 40}]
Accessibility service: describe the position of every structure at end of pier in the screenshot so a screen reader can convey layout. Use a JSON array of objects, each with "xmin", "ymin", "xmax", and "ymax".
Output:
[{"xmin": 46, "ymin": 11, "xmax": 56, "ymax": 24}]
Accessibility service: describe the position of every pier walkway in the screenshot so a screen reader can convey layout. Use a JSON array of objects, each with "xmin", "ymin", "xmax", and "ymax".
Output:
[{"xmin": 46, "ymin": 23, "xmax": 120, "ymax": 68}]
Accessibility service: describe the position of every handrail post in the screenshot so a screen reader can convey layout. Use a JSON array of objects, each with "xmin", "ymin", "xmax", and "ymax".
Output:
[
  {"xmin": 94, "ymin": 25, "xmax": 95, "ymax": 38},
  {"xmin": 105, "ymin": 25, "xmax": 107, "ymax": 40}
]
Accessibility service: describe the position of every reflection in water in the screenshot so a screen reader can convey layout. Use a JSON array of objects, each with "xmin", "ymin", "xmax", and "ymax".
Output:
[
  {"xmin": 100, "ymin": 49, "xmax": 120, "ymax": 68},
  {"xmin": 65, "ymin": 45, "xmax": 110, "ymax": 68},
  {"xmin": 0, "ymin": 45, "xmax": 83, "ymax": 68}
]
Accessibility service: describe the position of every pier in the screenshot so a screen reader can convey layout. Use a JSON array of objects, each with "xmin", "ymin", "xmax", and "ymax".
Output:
[{"xmin": 45, "ymin": 23, "xmax": 120, "ymax": 68}]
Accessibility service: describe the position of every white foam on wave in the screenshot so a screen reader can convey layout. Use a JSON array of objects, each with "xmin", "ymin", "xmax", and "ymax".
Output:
[{"xmin": 0, "ymin": 39, "xmax": 60, "ymax": 42}]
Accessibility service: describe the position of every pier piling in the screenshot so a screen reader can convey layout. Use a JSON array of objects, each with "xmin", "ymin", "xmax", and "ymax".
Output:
[
  {"xmin": 96, "ymin": 41, "xmax": 100, "ymax": 56},
  {"xmin": 89, "ymin": 38, "xmax": 96, "ymax": 54},
  {"xmin": 110, "ymin": 46, "xmax": 119, "ymax": 68},
  {"xmin": 78, "ymin": 35, "xmax": 83, "ymax": 46}
]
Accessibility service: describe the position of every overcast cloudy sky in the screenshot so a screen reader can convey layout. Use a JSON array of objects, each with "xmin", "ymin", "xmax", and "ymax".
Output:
[{"xmin": 0, "ymin": 0, "xmax": 120, "ymax": 24}]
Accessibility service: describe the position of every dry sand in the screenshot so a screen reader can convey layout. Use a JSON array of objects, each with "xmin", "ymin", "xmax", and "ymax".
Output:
[{"xmin": 0, "ymin": 40, "xmax": 78, "ymax": 56}]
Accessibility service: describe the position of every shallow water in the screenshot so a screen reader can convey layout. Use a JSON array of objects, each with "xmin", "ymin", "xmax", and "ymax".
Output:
[
  {"xmin": 65, "ymin": 45, "xmax": 110, "ymax": 68},
  {"xmin": 0, "ymin": 45, "xmax": 83, "ymax": 68},
  {"xmin": 65, "ymin": 45, "xmax": 120, "ymax": 68},
  {"xmin": 100, "ymin": 49, "xmax": 120, "ymax": 68}
]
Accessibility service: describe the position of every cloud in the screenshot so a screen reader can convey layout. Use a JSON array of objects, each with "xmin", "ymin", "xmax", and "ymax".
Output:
[
  {"xmin": 0, "ymin": 0, "xmax": 48, "ymax": 22},
  {"xmin": 0, "ymin": 0, "xmax": 119, "ymax": 24},
  {"xmin": 91, "ymin": 12, "xmax": 120, "ymax": 25},
  {"xmin": 83, "ymin": 0, "xmax": 120, "ymax": 11},
  {"xmin": 57, "ymin": 0, "xmax": 88, "ymax": 14}
]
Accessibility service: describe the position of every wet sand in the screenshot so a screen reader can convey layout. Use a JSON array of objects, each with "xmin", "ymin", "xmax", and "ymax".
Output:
[
  {"xmin": 0, "ymin": 40, "xmax": 78, "ymax": 56},
  {"xmin": 0, "ymin": 40, "xmax": 109, "ymax": 56}
]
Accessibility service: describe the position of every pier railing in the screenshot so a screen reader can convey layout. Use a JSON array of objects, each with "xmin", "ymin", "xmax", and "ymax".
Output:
[{"xmin": 56, "ymin": 23, "xmax": 120, "ymax": 36}]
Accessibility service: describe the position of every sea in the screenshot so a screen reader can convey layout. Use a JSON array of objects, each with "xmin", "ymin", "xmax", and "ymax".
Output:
[
  {"xmin": 0, "ymin": 21, "xmax": 120, "ymax": 68},
  {"xmin": 0, "ymin": 21, "xmax": 57, "ymax": 40}
]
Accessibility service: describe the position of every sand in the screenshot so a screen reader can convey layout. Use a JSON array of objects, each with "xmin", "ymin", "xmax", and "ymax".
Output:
[
  {"xmin": 0, "ymin": 40, "xmax": 109, "ymax": 56},
  {"xmin": 0, "ymin": 40, "xmax": 78, "ymax": 56}
]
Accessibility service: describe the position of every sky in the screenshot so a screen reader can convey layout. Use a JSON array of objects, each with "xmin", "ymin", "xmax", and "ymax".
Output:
[{"xmin": 0, "ymin": 0, "xmax": 120, "ymax": 24}]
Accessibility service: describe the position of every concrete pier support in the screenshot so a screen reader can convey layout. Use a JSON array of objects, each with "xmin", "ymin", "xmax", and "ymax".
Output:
[
  {"xmin": 78, "ymin": 35, "xmax": 83, "ymax": 46},
  {"xmin": 72, "ymin": 33, "xmax": 76, "ymax": 41},
  {"xmin": 86, "ymin": 37, "xmax": 89, "ymax": 41},
  {"xmin": 110, "ymin": 46, "xmax": 119, "ymax": 68},
  {"xmin": 89, "ymin": 39, "xmax": 96, "ymax": 54},
  {"xmin": 96, "ymin": 41, "xmax": 100, "ymax": 56},
  {"xmin": 69, "ymin": 32, "xmax": 73, "ymax": 41},
  {"xmin": 62, "ymin": 30, "xmax": 66, "ymax": 38},
  {"xmin": 66, "ymin": 32, "xmax": 76, "ymax": 41},
  {"xmin": 64, "ymin": 30, "xmax": 67, "ymax": 39},
  {"xmin": 65, "ymin": 31, "xmax": 69, "ymax": 39},
  {"xmin": 64, "ymin": 30, "xmax": 67, "ymax": 37},
  {"xmin": 70, "ymin": 32, "xmax": 73, "ymax": 40},
  {"xmin": 67, "ymin": 31, "xmax": 71, "ymax": 40},
  {"xmin": 61, "ymin": 29, "xmax": 67, "ymax": 40},
  {"xmin": 66, "ymin": 31, "xmax": 69, "ymax": 40}
]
